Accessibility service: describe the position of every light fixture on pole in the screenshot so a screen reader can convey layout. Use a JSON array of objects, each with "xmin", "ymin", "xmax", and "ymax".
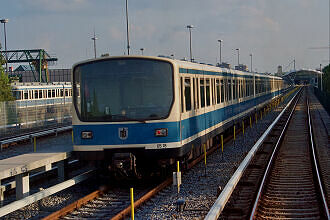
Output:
[
  {"xmin": 1, "ymin": 18, "xmax": 9, "ymax": 72},
  {"xmin": 125, "ymin": 0, "xmax": 130, "ymax": 55},
  {"xmin": 320, "ymin": 63, "xmax": 323, "ymax": 91},
  {"xmin": 235, "ymin": 48, "xmax": 240, "ymax": 66},
  {"xmin": 140, "ymin": 48, "xmax": 144, "ymax": 55},
  {"xmin": 186, "ymin": 25, "xmax": 194, "ymax": 62},
  {"xmin": 218, "ymin": 39, "xmax": 222, "ymax": 64},
  {"xmin": 249, "ymin": 53, "xmax": 253, "ymax": 73},
  {"xmin": 91, "ymin": 30, "xmax": 98, "ymax": 58}
]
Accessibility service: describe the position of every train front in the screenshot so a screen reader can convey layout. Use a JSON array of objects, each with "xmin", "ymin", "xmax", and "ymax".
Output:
[{"xmin": 72, "ymin": 56, "xmax": 180, "ymax": 176}]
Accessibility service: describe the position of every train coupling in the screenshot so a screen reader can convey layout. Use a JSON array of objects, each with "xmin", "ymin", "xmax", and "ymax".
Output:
[{"xmin": 111, "ymin": 153, "xmax": 139, "ymax": 177}]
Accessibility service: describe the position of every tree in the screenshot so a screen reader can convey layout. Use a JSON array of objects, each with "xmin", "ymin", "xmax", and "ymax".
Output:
[
  {"xmin": 322, "ymin": 64, "xmax": 330, "ymax": 95},
  {"xmin": 0, "ymin": 53, "xmax": 14, "ymax": 101}
]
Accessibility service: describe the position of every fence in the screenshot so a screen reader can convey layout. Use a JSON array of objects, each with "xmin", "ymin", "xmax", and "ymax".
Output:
[
  {"xmin": 314, "ymin": 87, "xmax": 330, "ymax": 114},
  {"xmin": 0, "ymin": 100, "xmax": 72, "ymax": 139}
]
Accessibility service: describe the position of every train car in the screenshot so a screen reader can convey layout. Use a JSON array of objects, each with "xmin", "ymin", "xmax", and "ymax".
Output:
[
  {"xmin": 72, "ymin": 56, "xmax": 287, "ymax": 176},
  {"xmin": 11, "ymin": 82, "xmax": 72, "ymax": 108}
]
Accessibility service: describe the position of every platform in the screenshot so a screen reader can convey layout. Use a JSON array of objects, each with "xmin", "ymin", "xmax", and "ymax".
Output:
[{"xmin": 0, "ymin": 152, "xmax": 71, "ymax": 201}]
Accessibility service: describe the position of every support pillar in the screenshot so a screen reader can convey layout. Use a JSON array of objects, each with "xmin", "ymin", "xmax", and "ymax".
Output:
[{"xmin": 16, "ymin": 173, "xmax": 30, "ymax": 200}]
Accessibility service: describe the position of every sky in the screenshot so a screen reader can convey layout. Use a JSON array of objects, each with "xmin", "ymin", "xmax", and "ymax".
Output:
[{"xmin": 0, "ymin": 0, "xmax": 329, "ymax": 73}]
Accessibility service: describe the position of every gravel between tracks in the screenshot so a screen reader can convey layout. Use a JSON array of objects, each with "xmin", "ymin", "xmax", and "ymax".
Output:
[{"xmin": 134, "ymin": 104, "xmax": 287, "ymax": 219}]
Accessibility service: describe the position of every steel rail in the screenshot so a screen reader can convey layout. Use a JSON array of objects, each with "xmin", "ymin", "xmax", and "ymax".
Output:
[
  {"xmin": 307, "ymin": 98, "xmax": 330, "ymax": 219},
  {"xmin": 249, "ymin": 89, "xmax": 302, "ymax": 219},
  {"xmin": 0, "ymin": 125, "xmax": 72, "ymax": 150},
  {"xmin": 204, "ymin": 87, "xmax": 301, "ymax": 220}
]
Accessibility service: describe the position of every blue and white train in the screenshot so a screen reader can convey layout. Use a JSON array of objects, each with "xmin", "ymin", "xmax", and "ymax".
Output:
[
  {"xmin": 11, "ymin": 82, "xmax": 72, "ymax": 107},
  {"xmin": 72, "ymin": 56, "xmax": 287, "ymax": 176}
]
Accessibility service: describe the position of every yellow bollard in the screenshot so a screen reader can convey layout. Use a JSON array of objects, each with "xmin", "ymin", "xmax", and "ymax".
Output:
[
  {"xmin": 233, "ymin": 125, "xmax": 236, "ymax": 140},
  {"xmin": 242, "ymin": 121, "xmax": 245, "ymax": 135},
  {"xmin": 250, "ymin": 116, "xmax": 252, "ymax": 128},
  {"xmin": 130, "ymin": 188, "xmax": 134, "ymax": 220},
  {"xmin": 255, "ymin": 113, "xmax": 258, "ymax": 124},
  {"xmin": 177, "ymin": 161, "xmax": 180, "ymax": 173},
  {"xmin": 34, "ymin": 137, "xmax": 36, "ymax": 152}
]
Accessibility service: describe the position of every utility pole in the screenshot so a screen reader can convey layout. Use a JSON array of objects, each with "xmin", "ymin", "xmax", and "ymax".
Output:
[
  {"xmin": 236, "ymin": 48, "xmax": 240, "ymax": 67},
  {"xmin": 186, "ymin": 25, "xmax": 194, "ymax": 62},
  {"xmin": 91, "ymin": 30, "xmax": 98, "ymax": 58},
  {"xmin": 1, "ymin": 19, "xmax": 9, "ymax": 72},
  {"xmin": 125, "ymin": 0, "xmax": 130, "ymax": 55},
  {"xmin": 218, "ymin": 39, "xmax": 222, "ymax": 64},
  {"xmin": 250, "ymin": 53, "xmax": 253, "ymax": 73},
  {"xmin": 320, "ymin": 63, "xmax": 323, "ymax": 91}
]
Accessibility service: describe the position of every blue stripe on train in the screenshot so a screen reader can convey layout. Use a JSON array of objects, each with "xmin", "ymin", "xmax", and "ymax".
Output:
[{"xmin": 73, "ymin": 90, "xmax": 282, "ymax": 146}]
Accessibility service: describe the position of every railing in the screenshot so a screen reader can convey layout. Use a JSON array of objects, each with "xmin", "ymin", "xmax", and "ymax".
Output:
[{"xmin": 0, "ymin": 100, "xmax": 71, "ymax": 139}]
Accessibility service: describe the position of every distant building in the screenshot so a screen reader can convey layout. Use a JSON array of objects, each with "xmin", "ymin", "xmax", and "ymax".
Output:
[
  {"xmin": 10, "ymin": 65, "xmax": 71, "ymax": 82},
  {"xmin": 235, "ymin": 64, "xmax": 248, "ymax": 72},
  {"xmin": 217, "ymin": 62, "xmax": 231, "ymax": 69}
]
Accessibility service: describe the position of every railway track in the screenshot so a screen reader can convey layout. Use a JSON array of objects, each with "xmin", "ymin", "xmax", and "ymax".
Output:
[
  {"xmin": 0, "ymin": 124, "xmax": 72, "ymax": 151},
  {"xmin": 251, "ymin": 88, "xmax": 329, "ymax": 219},
  {"xmin": 42, "ymin": 94, "xmax": 294, "ymax": 219},
  {"xmin": 220, "ymin": 87, "xmax": 329, "ymax": 219}
]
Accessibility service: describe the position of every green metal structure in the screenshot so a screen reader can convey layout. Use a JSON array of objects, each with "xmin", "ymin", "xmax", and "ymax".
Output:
[{"xmin": 4, "ymin": 49, "xmax": 58, "ymax": 82}]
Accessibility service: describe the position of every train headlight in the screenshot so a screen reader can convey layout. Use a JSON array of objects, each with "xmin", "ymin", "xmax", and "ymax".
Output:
[
  {"xmin": 155, "ymin": 128, "xmax": 168, "ymax": 137},
  {"xmin": 81, "ymin": 131, "xmax": 93, "ymax": 139}
]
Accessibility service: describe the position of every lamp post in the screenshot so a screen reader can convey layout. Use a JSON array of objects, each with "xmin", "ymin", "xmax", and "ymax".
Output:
[
  {"xmin": 320, "ymin": 63, "xmax": 323, "ymax": 91},
  {"xmin": 125, "ymin": 0, "xmax": 130, "ymax": 55},
  {"xmin": 186, "ymin": 25, "xmax": 194, "ymax": 62},
  {"xmin": 236, "ymin": 48, "xmax": 240, "ymax": 67},
  {"xmin": 1, "ymin": 18, "xmax": 9, "ymax": 72},
  {"xmin": 218, "ymin": 39, "xmax": 222, "ymax": 64},
  {"xmin": 140, "ymin": 48, "xmax": 144, "ymax": 55},
  {"xmin": 250, "ymin": 53, "xmax": 253, "ymax": 72},
  {"xmin": 91, "ymin": 31, "xmax": 97, "ymax": 58}
]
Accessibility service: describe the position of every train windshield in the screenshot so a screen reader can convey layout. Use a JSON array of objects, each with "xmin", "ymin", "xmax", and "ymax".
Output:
[{"xmin": 73, "ymin": 58, "xmax": 173, "ymax": 122}]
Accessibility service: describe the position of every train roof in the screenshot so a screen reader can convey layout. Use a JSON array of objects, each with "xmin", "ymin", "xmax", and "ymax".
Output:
[{"xmin": 73, "ymin": 55, "xmax": 283, "ymax": 80}]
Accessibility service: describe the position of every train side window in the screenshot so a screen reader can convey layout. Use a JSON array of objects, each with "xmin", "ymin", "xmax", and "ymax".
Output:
[
  {"xmin": 196, "ymin": 78, "xmax": 200, "ymax": 109},
  {"xmin": 193, "ymin": 78, "xmax": 197, "ymax": 109},
  {"xmin": 206, "ymin": 79, "xmax": 210, "ymax": 106},
  {"xmin": 185, "ymin": 78, "xmax": 192, "ymax": 111},
  {"xmin": 180, "ymin": 77, "xmax": 184, "ymax": 113},
  {"xmin": 60, "ymin": 89, "xmax": 64, "ymax": 97},
  {"xmin": 24, "ymin": 91, "xmax": 28, "ymax": 100},
  {"xmin": 39, "ymin": 90, "xmax": 42, "ymax": 99},
  {"xmin": 220, "ymin": 80, "xmax": 224, "ymax": 103},
  {"xmin": 216, "ymin": 79, "xmax": 220, "ymax": 104},
  {"xmin": 200, "ymin": 79, "xmax": 205, "ymax": 108},
  {"xmin": 233, "ymin": 80, "xmax": 236, "ymax": 100},
  {"xmin": 34, "ymin": 90, "xmax": 38, "ymax": 99},
  {"xmin": 228, "ymin": 79, "xmax": 232, "ymax": 101},
  {"xmin": 52, "ymin": 89, "xmax": 55, "ymax": 97},
  {"xmin": 65, "ymin": 89, "xmax": 69, "ymax": 96},
  {"xmin": 48, "ymin": 90, "xmax": 51, "ymax": 98},
  {"xmin": 212, "ymin": 79, "xmax": 217, "ymax": 105}
]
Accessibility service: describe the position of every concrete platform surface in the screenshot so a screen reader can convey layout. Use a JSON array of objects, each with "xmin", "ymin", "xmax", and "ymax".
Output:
[{"xmin": 0, "ymin": 152, "xmax": 71, "ymax": 180}]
